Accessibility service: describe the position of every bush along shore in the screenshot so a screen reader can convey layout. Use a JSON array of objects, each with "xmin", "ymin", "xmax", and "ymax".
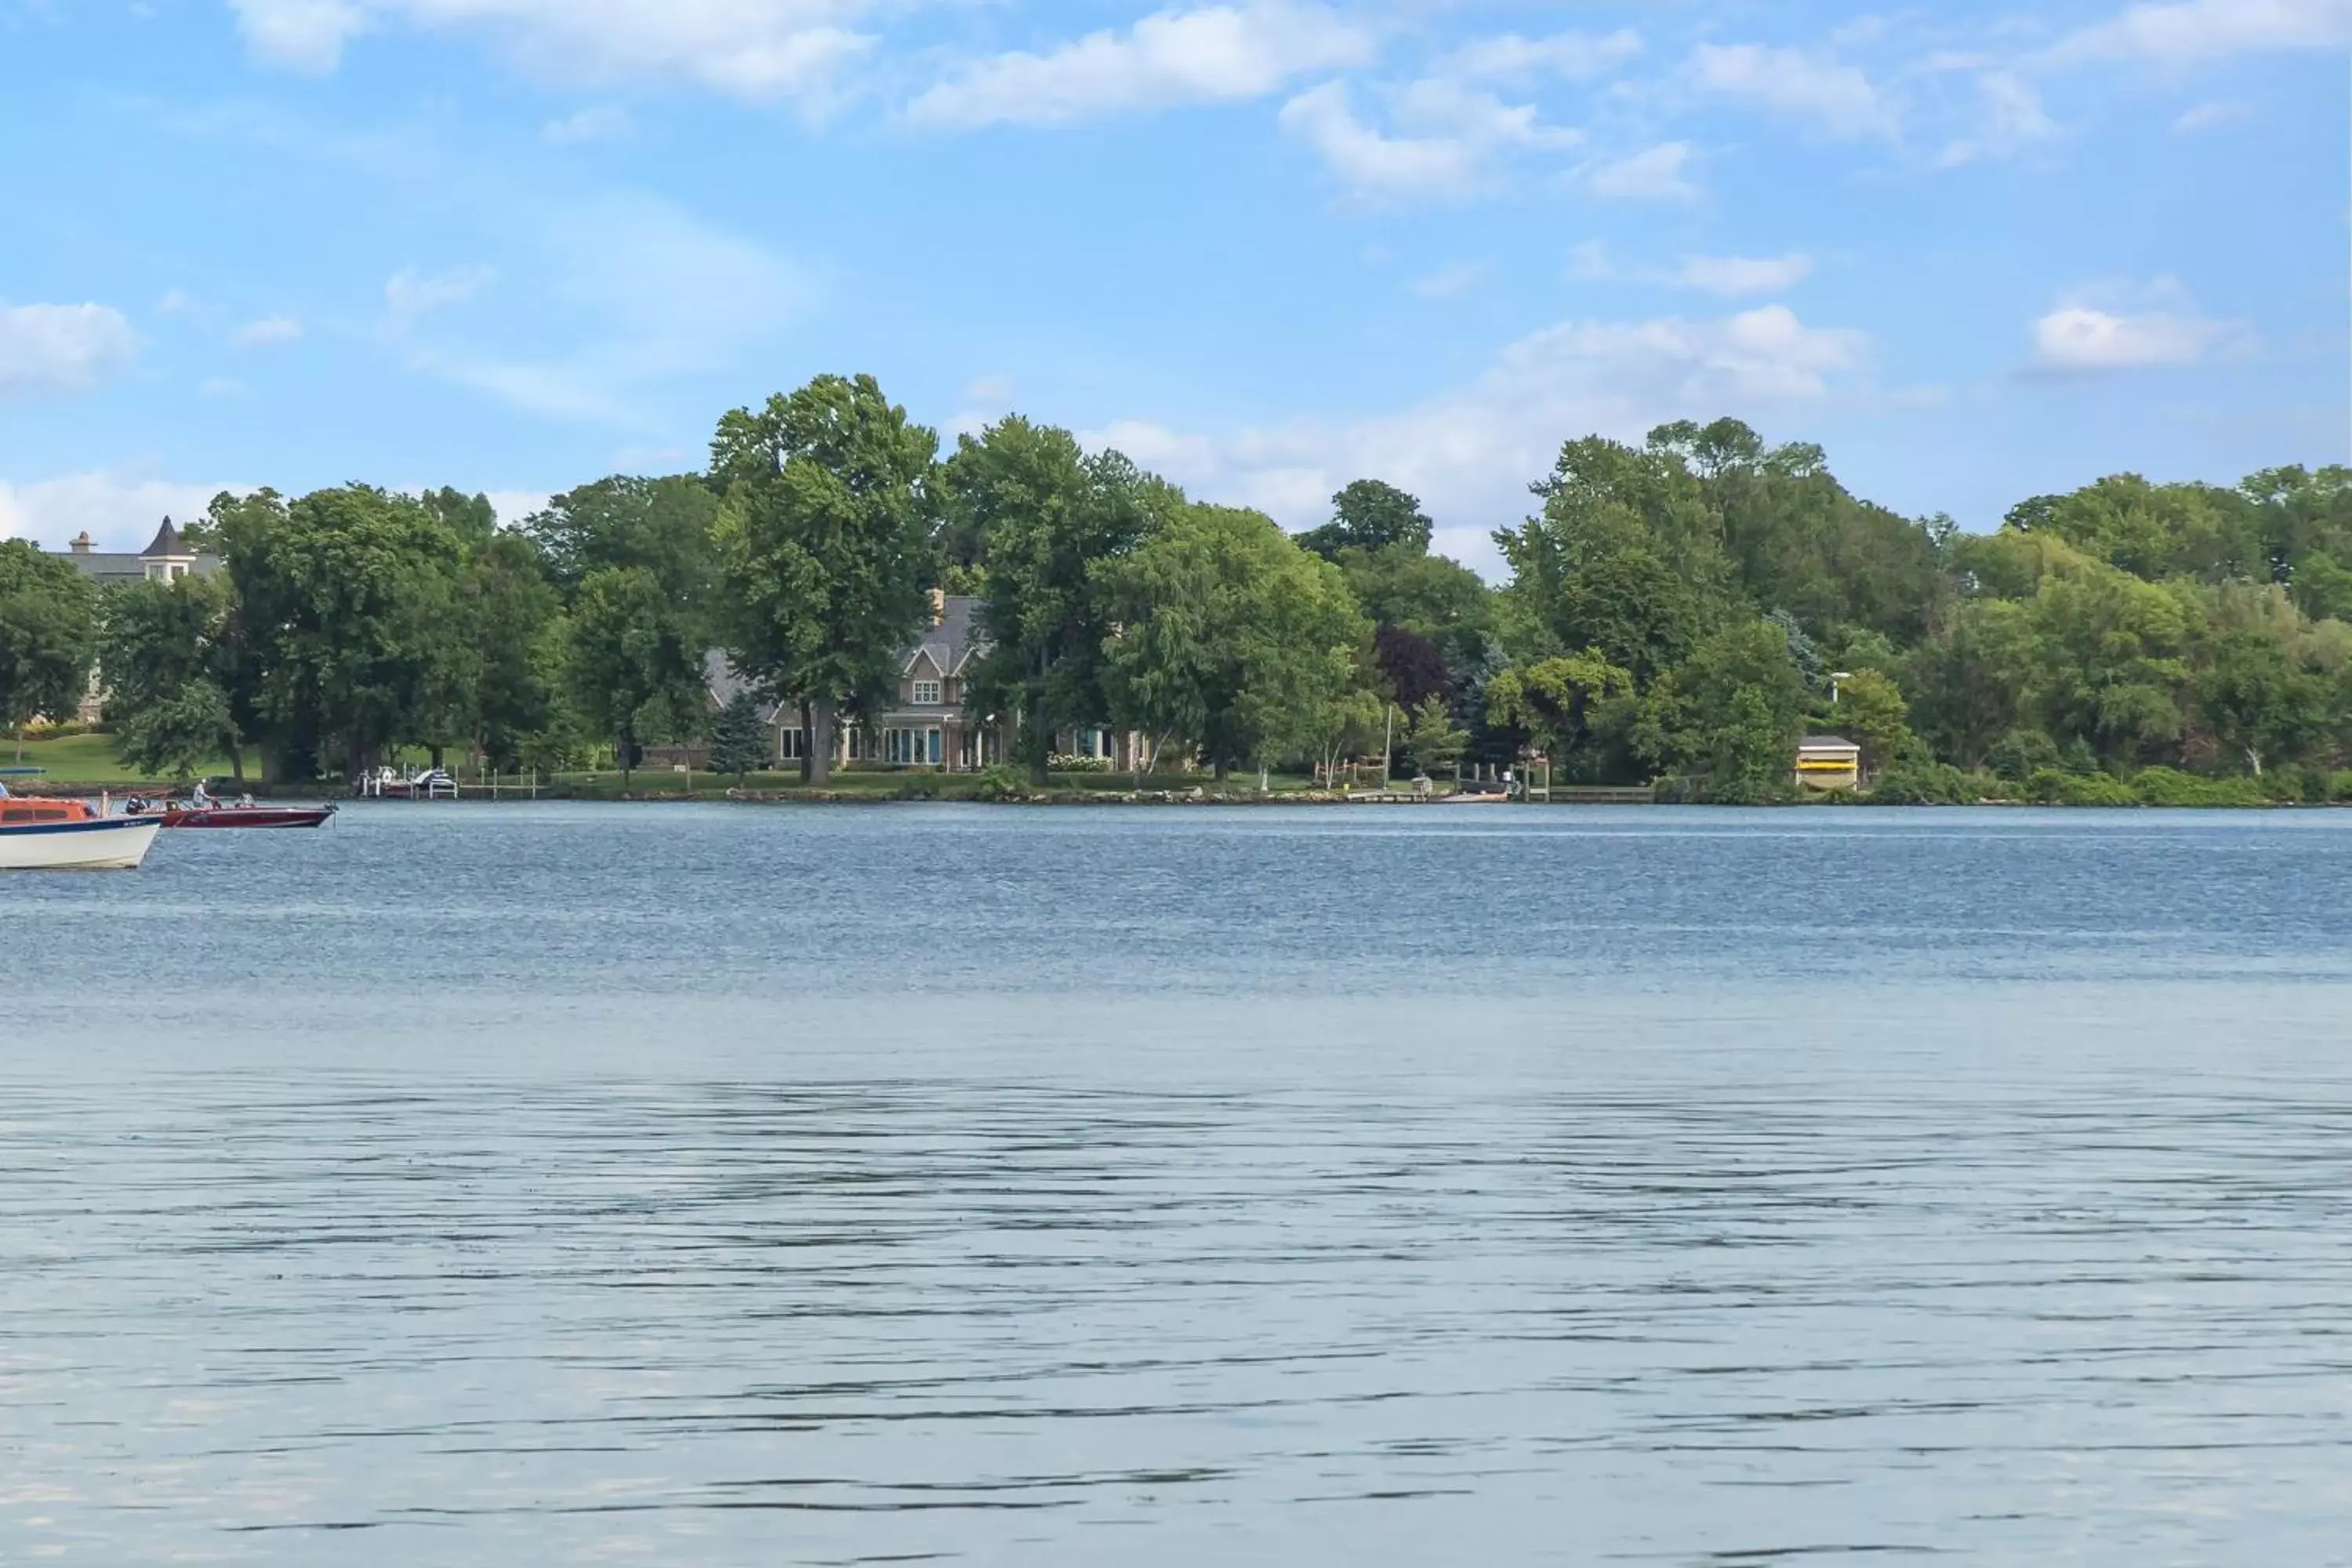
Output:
[{"xmin": 9, "ymin": 379, "xmax": 2352, "ymax": 805}]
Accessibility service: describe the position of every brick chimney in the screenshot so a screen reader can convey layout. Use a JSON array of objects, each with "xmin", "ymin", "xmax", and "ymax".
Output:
[
  {"xmin": 71, "ymin": 532, "xmax": 93, "ymax": 554},
  {"xmin": 929, "ymin": 587, "xmax": 946, "ymax": 626}
]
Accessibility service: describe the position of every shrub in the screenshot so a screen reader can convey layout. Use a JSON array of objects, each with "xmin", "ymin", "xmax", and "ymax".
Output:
[
  {"xmin": 895, "ymin": 771, "xmax": 942, "ymax": 800},
  {"xmin": 2129, "ymin": 768, "xmax": 2268, "ymax": 808},
  {"xmin": 2025, "ymin": 768, "xmax": 2138, "ymax": 807},
  {"xmin": 2331, "ymin": 771, "xmax": 2352, "ymax": 804},
  {"xmin": 1986, "ymin": 728, "xmax": 2061, "ymax": 782},
  {"xmin": 1865, "ymin": 761, "xmax": 1980, "ymax": 805},
  {"xmin": 1047, "ymin": 753, "xmax": 1112, "ymax": 772},
  {"xmin": 975, "ymin": 764, "xmax": 1029, "ymax": 802}
]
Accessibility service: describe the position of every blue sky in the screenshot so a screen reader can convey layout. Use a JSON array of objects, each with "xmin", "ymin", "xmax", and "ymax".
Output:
[{"xmin": 1, "ymin": 0, "xmax": 2345, "ymax": 574}]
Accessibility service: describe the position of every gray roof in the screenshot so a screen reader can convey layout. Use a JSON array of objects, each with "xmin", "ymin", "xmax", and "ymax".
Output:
[
  {"xmin": 702, "ymin": 650, "xmax": 785, "ymax": 725},
  {"xmin": 702, "ymin": 595, "xmax": 990, "ymax": 724},
  {"xmin": 1800, "ymin": 734, "xmax": 1860, "ymax": 750},
  {"xmin": 903, "ymin": 593, "xmax": 983, "ymax": 677},
  {"xmin": 58, "ymin": 550, "xmax": 223, "ymax": 586},
  {"xmin": 49, "ymin": 516, "xmax": 220, "ymax": 586}
]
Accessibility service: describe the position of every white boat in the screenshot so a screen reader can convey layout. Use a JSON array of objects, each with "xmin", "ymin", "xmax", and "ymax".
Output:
[{"xmin": 0, "ymin": 799, "xmax": 164, "ymax": 869}]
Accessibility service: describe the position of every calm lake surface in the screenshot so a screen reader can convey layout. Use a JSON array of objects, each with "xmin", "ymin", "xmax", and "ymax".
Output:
[{"xmin": 6, "ymin": 804, "xmax": 2352, "ymax": 1565}]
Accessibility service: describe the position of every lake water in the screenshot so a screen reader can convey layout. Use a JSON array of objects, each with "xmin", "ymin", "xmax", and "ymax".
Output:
[{"xmin": 6, "ymin": 804, "xmax": 2352, "ymax": 1565}]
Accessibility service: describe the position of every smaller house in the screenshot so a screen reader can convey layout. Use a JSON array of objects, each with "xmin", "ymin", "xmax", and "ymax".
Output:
[
  {"xmin": 1795, "ymin": 734, "xmax": 1863, "ymax": 791},
  {"xmin": 53, "ymin": 518, "xmax": 222, "ymax": 586}
]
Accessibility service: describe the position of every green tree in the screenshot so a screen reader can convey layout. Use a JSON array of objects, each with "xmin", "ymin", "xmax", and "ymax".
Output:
[
  {"xmin": 1298, "ymin": 479, "xmax": 1433, "ymax": 560},
  {"xmin": 523, "ymin": 474, "xmax": 720, "ymax": 601},
  {"xmin": 708, "ymin": 690, "xmax": 771, "ymax": 782},
  {"xmin": 1483, "ymin": 649, "xmax": 1635, "ymax": 775},
  {"xmin": 563, "ymin": 566, "xmax": 705, "ymax": 782},
  {"xmin": 1497, "ymin": 437, "xmax": 1730, "ymax": 681},
  {"xmin": 1828, "ymin": 667, "xmax": 1914, "ymax": 776},
  {"xmin": 460, "ymin": 531, "xmax": 563, "ymax": 772},
  {"xmin": 1398, "ymin": 695, "xmax": 1468, "ymax": 780},
  {"xmin": 0, "ymin": 539, "xmax": 100, "ymax": 741},
  {"xmin": 1100, "ymin": 505, "xmax": 1369, "ymax": 779},
  {"xmin": 99, "ymin": 572, "xmax": 242, "ymax": 780},
  {"xmin": 1636, "ymin": 619, "xmax": 1809, "ymax": 801},
  {"xmin": 2197, "ymin": 624, "xmax": 2328, "ymax": 776},
  {"xmin": 944, "ymin": 417, "xmax": 1174, "ymax": 782},
  {"xmin": 710, "ymin": 374, "xmax": 940, "ymax": 786},
  {"xmin": 212, "ymin": 485, "xmax": 470, "ymax": 779}
]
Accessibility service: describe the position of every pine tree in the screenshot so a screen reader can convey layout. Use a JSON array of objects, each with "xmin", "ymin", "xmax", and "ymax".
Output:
[{"xmin": 708, "ymin": 691, "xmax": 769, "ymax": 782}]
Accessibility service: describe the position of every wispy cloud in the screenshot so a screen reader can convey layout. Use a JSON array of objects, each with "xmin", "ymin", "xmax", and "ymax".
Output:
[
  {"xmin": 2173, "ymin": 99, "xmax": 2250, "ymax": 132},
  {"xmin": 1570, "ymin": 245, "xmax": 1813, "ymax": 296},
  {"xmin": 0, "ymin": 471, "xmax": 241, "ymax": 550},
  {"xmin": 1281, "ymin": 77, "xmax": 1578, "ymax": 201},
  {"xmin": 907, "ymin": 2, "xmax": 1370, "ymax": 130},
  {"xmin": 1410, "ymin": 263, "xmax": 1486, "ymax": 299},
  {"xmin": 1688, "ymin": 42, "xmax": 1898, "ymax": 140},
  {"xmin": 1086, "ymin": 304, "xmax": 1871, "ymax": 566},
  {"xmin": 1437, "ymin": 27, "xmax": 1642, "ymax": 84},
  {"xmin": 385, "ymin": 264, "xmax": 497, "ymax": 327},
  {"xmin": 0, "ymin": 301, "xmax": 140, "ymax": 397},
  {"xmin": 1584, "ymin": 142, "xmax": 1698, "ymax": 202},
  {"xmin": 397, "ymin": 192, "xmax": 812, "ymax": 426},
  {"xmin": 230, "ymin": 314, "xmax": 303, "ymax": 347},
  {"xmin": 2052, "ymin": 0, "xmax": 2352, "ymax": 64},
  {"xmin": 542, "ymin": 104, "xmax": 631, "ymax": 145},
  {"xmin": 228, "ymin": 0, "xmax": 876, "ymax": 103},
  {"xmin": 2027, "ymin": 279, "xmax": 2246, "ymax": 374}
]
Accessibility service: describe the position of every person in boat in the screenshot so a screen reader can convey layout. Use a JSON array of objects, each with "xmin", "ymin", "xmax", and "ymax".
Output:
[{"xmin": 189, "ymin": 780, "xmax": 215, "ymax": 809}]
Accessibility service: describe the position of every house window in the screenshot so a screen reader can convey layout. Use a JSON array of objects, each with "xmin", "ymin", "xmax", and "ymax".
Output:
[
  {"xmin": 778, "ymin": 727, "xmax": 807, "ymax": 760},
  {"xmin": 913, "ymin": 680, "xmax": 941, "ymax": 706}
]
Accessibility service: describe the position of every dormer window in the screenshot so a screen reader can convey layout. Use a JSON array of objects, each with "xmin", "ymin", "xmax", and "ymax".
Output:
[{"xmin": 913, "ymin": 680, "xmax": 942, "ymax": 706}]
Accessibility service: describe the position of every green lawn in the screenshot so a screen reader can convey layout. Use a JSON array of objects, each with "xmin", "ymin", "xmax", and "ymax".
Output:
[{"xmin": 1, "ymin": 732, "xmax": 234, "ymax": 786}]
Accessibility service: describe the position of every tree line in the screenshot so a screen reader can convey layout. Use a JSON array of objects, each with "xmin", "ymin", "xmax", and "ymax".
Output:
[{"xmin": 4, "ymin": 373, "xmax": 2351, "ymax": 801}]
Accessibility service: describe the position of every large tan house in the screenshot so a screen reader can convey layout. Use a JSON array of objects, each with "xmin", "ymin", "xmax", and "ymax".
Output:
[{"xmin": 705, "ymin": 592, "xmax": 1137, "ymax": 771}]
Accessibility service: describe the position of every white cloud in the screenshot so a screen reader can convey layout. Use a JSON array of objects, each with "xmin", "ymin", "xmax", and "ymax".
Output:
[
  {"xmin": 1439, "ymin": 27, "xmax": 1642, "ymax": 84},
  {"xmin": 227, "ymin": 0, "xmax": 368, "ymax": 72},
  {"xmin": 483, "ymin": 489, "xmax": 551, "ymax": 526},
  {"xmin": 542, "ymin": 104, "xmax": 632, "ymax": 144},
  {"xmin": 0, "ymin": 302, "xmax": 140, "ymax": 399},
  {"xmin": 401, "ymin": 192, "xmax": 811, "ymax": 424},
  {"xmin": 2173, "ymin": 100, "xmax": 2250, "ymax": 132},
  {"xmin": 1083, "ymin": 304, "xmax": 1871, "ymax": 570},
  {"xmin": 2053, "ymin": 0, "xmax": 2352, "ymax": 63},
  {"xmin": 156, "ymin": 288, "xmax": 194, "ymax": 316},
  {"xmin": 907, "ymin": 2, "xmax": 1370, "ymax": 129},
  {"xmin": 231, "ymin": 314, "xmax": 303, "ymax": 347},
  {"xmin": 1410, "ymin": 263, "xmax": 1485, "ymax": 299},
  {"xmin": 960, "ymin": 374, "xmax": 1015, "ymax": 403},
  {"xmin": 2027, "ymin": 282, "xmax": 2244, "ymax": 372},
  {"xmin": 1584, "ymin": 142, "xmax": 1697, "ymax": 201},
  {"xmin": 1281, "ymin": 78, "xmax": 1577, "ymax": 201},
  {"xmin": 198, "ymin": 376, "xmax": 246, "ymax": 398},
  {"xmin": 1937, "ymin": 72, "xmax": 2057, "ymax": 166},
  {"xmin": 0, "ymin": 473, "xmax": 240, "ymax": 550},
  {"xmin": 385, "ymin": 264, "xmax": 496, "ymax": 325},
  {"xmin": 1568, "ymin": 244, "xmax": 1814, "ymax": 296},
  {"xmin": 2030, "ymin": 308, "xmax": 2230, "ymax": 372},
  {"xmin": 1689, "ymin": 43, "xmax": 1898, "ymax": 139},
  {"xmin": 1675, "ymin": 253, "xmax": 1815, "ymax": 296},
  {"xmin": 229, "ymin": 0, "xmax": 875, "ymax": 102}
]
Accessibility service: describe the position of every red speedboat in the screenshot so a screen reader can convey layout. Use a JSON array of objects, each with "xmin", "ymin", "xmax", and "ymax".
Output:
[{"xmin": 134, "ymin": 798, "xmax": 337, "ymax": 829}]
